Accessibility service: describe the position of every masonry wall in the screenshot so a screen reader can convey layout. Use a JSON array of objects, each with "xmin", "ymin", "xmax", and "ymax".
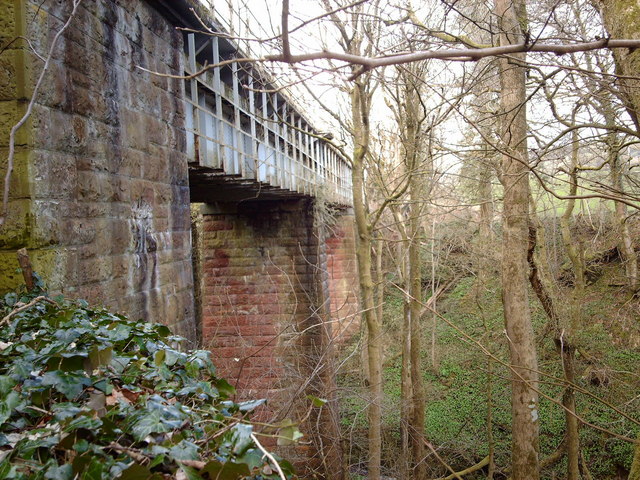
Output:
[
  {"xmin": 200, "ymin": 199, "xmax": 352, "ymax": 477},
  {"xmin": 326, "ymin": 211, "xmax": 360, "ymax": 342},
  {"xmin": 0, "ymin": 0, "xmax": 195, "ymax": 339}
]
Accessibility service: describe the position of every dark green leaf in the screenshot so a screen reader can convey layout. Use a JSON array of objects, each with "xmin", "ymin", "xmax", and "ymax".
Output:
[
  {"xmin": 88, "ymin": 347, "xmax": 112, "ymax": 371},
  {"xmin": 52, "ymin": 403, "xmax": 83, "ymax": 421},
  {"xmin": 117, "ymin": 464, "xmax": 152, "ymax": 480},
  {"xmin": 0, "ymin": 391, "xmax": 21, "ymax": 425},
  {"xmin": 229, "ymin": 424, "xmax": 253, "ymax": 455},
  {"xmin": 235, "ymin": 449, "xmax": 265, "ymax": 470},
  {"xmin": 63, "ymin": 414, "xmax": 102, "ymax": 433},
  {"xmin": 154, "ymin": 325, "xmax": 171, "ymax": 338},
  {"xmin": 177, "ymin": 465, "xmax": 202, "ymax": 480},
  {"xmin": 79, "ymin": 457, "xmax": 105, "ymax": 480},
  {"xmin": 202, "ymin": 461, "xmax": 250, "ymax": 480},
  {"xmin": 41, "ymin": 371, "xmax": 90, "ymax": 400},
  {"xmin": 148, "ymin": 454, "xmax": 165, "ymax": 469},
  {"xmin": 168, "ymin": 440, "xmax": 199, "ymax": 461},
  {"xmin": 0, "ymin": 376, "xmax": 17, "ymax": 398},
  {"xmin": 215, "ymin": 378, "xmax": 235, "ymax": 398},
  {"xmin": 44, "ymin": 463, "xmax": 73, "ymax": 480}
]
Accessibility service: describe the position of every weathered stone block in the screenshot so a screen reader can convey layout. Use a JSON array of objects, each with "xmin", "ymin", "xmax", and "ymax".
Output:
[{"xmin": 0, "ymin": 54, "xmax": 17, "ymax": 102}]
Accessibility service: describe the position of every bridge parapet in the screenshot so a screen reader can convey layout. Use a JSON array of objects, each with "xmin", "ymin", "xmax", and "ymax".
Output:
[{"xmin": 183, "ymin": 30, "xmax": 353, "ymax": 205}]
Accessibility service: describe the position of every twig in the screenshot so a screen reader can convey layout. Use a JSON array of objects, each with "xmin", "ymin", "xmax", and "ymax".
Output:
[
  {"xmin": 0, "ymin": 296, "xmax": 57, "ymax": 327},
  {"xmin": 438, "ymin": 455, "xmax": 490, "ymax": 480},
  {"xmin": 251, "ymin": 432, "xmax": 287, "ymax": 480},
  {"xmin": 106, "ymin": 442, "xmax": 150, "ymax": 464},
  {"xmin": 176, "ymin": 459, "xmax": 206, "ymax": 469},
  {"xmin": 142, "ymin": 39, "xmax": 640, "ymax": 83},
  {"xmin": 422, "ymin": 438, "xmax": 463, "ymax": 480}
]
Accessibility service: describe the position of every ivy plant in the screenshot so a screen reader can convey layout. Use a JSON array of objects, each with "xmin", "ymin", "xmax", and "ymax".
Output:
[{"xmin": 0, "ymin": 290, "xmax": 295, "ymax": 479}]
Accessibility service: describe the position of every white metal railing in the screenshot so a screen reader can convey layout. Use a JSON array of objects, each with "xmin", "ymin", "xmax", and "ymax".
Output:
[{"xmin": 183, "ymin": 33, "xmax": 353, "ymax": 205}]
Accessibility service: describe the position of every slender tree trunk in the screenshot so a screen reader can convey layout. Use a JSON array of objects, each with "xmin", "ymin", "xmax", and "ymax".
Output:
[
  {"xmin": 430, "ymin": 216, "xmax": 438, "ymax": 370},
  {"xmin": 375, "ymin": 236, "xmax": 385, "ymax": 327},
  {"xmin": 351, "ymin": 81, "xmax": 382, "ymax": 480},
  {"xmin": 477, "ymin": 159, "xmax": 494, "ymax": 289},
  {"xmin": 598, "ymin": 1, "xmax": 640, "ymax": 132},
  {"xmin": 495, "ymin": 0, "xmax": 540, "ymax": 478},
  {"xmin": 400, "ymin": 299, "xmax": 412, "ymax": 480},
  {"xmin": 557, "ymin": 127, "xmax": 583, "ymax": 480},
  {"xmin": 562, "ymin": 345, "xmax": 580, "ymax": 480},
  {"xmin": 409, "ymin": 168, "xmax": 426, "ymax": 479},
  {"xmin": 400, "ymin": 229, "xmax": 412, "ymax": 479},
  {"xmin": 598, "ymin": 0, "xmax": 640, "ymax": 297},
  {"xmin": 629, "ymin": 433, "xmax": 640, "ymax": 480},
  {"xmin": 609, "ymin": 145, "xmax": 637, "ymax": 291}
]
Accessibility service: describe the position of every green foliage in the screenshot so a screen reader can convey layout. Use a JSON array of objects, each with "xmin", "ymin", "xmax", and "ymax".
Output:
[{"xmin": 0, "ymin": 292, "xmax": 294, "ymax": 480}]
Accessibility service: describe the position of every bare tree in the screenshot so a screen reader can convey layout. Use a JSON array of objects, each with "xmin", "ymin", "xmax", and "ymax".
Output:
[{"xmin": 494, "ymin": 0, "xmax": 540, "ymax": 478}]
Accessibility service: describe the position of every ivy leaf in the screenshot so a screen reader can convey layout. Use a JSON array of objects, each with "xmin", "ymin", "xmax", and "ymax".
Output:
[
  {"xmin": 0, "ymin": 391, "xmax": 21, "ymax": 425},
  {"xmin": 44, "ymin": 463, "xmax": 73, "ymax": 480},
  {"xmin": 0, "ymin": 375, "xmax": 17, "ymax": 398},
  {"xmin": 3, "ymin": 292, "xmax": 17, "ymax": 307},
  {"xmin": 154, "ymin": 325, "xmax": 171, "ymax": 338},
  {"xmin": 306, "ymin": 395, "xmax": 328, "ymax": 408},
  {"xmin": 153, "ymin": 350, "xmax": 165, "ymax": 367},
  {"xmin": 130, "ymin": 410, "xmax": 167, "ymax": 441},
  {"xmin": 177, "ymin": 465, "xmax": 202, "ymax": 480},
  {"xmin": 169, "ymin": 440, "xmax": 199, "ymax": 461},
  {"xmin": 202, "ymin": 461, "xmax": 250, "ymax": 480},
  {"xmin": 41, "ymin": 371, "xmax": 90, "ymax": 400},
  {"xmin": 277, "ymin": 425, "xmax": 304, "ymax": 446},
  {"xmin": 229, "ymin": 424, "xmax": 253, "ymax": 455},
  {"xmin": 237, "ymin": 399, "xmax": 266, "ymax": 413},
  {"xmin": 235, "ymin": 449, "xmax": 265, "ymax": 470},
  {"xmin": 63, "ymin": 414, "xmax": 102, "ymax": 433},
  {"xmin": 215, "ymin": 378, "xmax": 235, "ymax": 398},
  {"xmin": 52, "ymin": 403, "xmax": 83, "ymax": 421},
  {"xmin": 88, "ymin": 346, "xmax": 113, "ymax": 371},
  {"xmin": 117, "ymin": 463, "xmax": 153, "ymax": 480},
  {"xmin": 104, "ymin": 324, "xmax": 131, "ymax": 343}
]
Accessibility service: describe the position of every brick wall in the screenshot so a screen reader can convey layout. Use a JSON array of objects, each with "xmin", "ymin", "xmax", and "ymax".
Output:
[
  {"xmin": 326, "ymin": 211, "xmax": 360, "ymax": 342},
  {"xmin": 199, "ymin": 199, "xmax": 348, "ymax": 477},
  {"xmin": 0, "ymin": 0, "xmax": 195, "ymax": 339}
]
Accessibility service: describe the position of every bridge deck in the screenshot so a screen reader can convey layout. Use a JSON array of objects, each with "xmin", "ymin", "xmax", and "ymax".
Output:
[{"xmin": 183, "ymin": 31, "xmax": 352, "ymax": 206}]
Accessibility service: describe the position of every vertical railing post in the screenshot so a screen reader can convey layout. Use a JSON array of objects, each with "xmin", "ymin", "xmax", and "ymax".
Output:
[
  {"xmin": 248, "ymin": 72, "xmax": 257, "ymax": 180},
  {"xmin": 232, "ymin": 60, "xmax": 242, "ymax": 176},
  {"xmin": 290, "ymin": 111, "xmax": 297, "ymax": 191},
  {"xmin": 273, "ymin": 94, "xmax": 280, "ymax": 186},
  {"xmin": 262, "ymin": 90, "xmax": 270, "ymax": 183},
  {"xmin": 212, "ymin": 36, "xmax": 223, "ymax": 169}
]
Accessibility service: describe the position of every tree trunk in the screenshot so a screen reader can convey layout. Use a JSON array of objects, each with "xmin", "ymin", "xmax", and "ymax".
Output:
[
  {"xmin": 351, "ymin": 81, "xmax": 382, "ymax": 480},
  {"xmin": 610, "ymin": 145, "xmax": 637, "ymax": 291},
  {"xmin": 409, "ymin": 166, "xmax": 426, "ymax": 479},
  {"xmin": 400, "ymin": 300, "xmax": 412, "ymax": 480},
  {"xmin": 495, "ymin": 0, "xmax": 540, "ymax": 478},
  {"xmin": 598, "ymin": 1, "xmax": 640, "ymax": 132},
  {"xmin": 558, "ymin": 129, "xmax": 583, "ymax": 480},
  {"xmin": 599, "ymin": 1, "xmax": 640, "ymax": 292},
  {"xmin": 477, "ymin": 160, "xmax": 494, "ymax": 289},
  {"xmin": 629, "ymin": 432, "xmax": 640, "ymax": 480}
]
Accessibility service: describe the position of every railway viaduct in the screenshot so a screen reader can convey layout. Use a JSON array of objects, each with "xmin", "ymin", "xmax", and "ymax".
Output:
[{"xmin": 0, "ymin": 0, "xmax": 360, "ymax": 475}]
